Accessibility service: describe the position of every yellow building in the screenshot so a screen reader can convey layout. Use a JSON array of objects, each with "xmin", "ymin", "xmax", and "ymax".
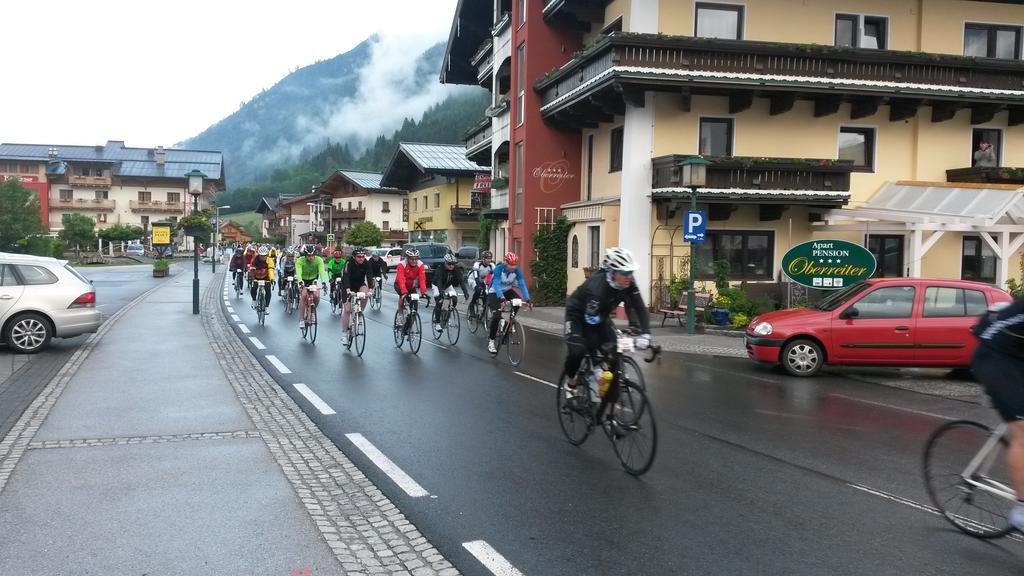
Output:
[
  {"xmin": 535, "ymin": 0, "xmax": 1024, "ymax": 306},
  {"xmin": 381, "ymin": 143, "xmax": 488, "ymax": 248}
]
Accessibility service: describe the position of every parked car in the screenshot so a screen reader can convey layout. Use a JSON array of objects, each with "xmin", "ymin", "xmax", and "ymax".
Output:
[
  {"xmin": 456, "ymin": 245, "xmax": 480, "ymax": 269},
  {"xmin": 372, "ymin": 247, "xmax": 404, "ymax": 269},
  {"xmin": 125, "ymin": 244, "xmax": 145, "ymax": 257},
  {"xmin": 0, "ymin": 252, "xmax": 101, "ymax": 353},
  {"xmin": 402, "ymin": 242, "xmax": 453, "ymax": 272},
  {"xmin": 745, "ymin": 277, "xmax": 1012, "ymax": 377}
]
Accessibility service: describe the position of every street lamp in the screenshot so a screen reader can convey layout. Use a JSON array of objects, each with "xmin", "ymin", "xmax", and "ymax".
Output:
[
  {"xmin": 186, "ymin": 169, "xmax": 207, "ymax": 315},
  {"xmin": 677, "ymin": 156, "xmax": 710, "ymax": 335},
  {"xmin": 212, "ymin": 204, "xmax": 230, "ymax": 273}
]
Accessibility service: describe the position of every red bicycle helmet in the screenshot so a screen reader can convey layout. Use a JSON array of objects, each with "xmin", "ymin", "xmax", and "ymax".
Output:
[{"xmin": 504, "ymin": 251, "xmax": 519, "ymax": 266}]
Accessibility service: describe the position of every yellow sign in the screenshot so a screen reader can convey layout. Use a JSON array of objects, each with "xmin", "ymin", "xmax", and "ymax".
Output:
[
  {"xmin": 152, "ymin": 224, "xmax": 171, "ymax": 245},
  {"xmin": 414, "ymin": 221, "xmax": 425, "ymax": 231}
]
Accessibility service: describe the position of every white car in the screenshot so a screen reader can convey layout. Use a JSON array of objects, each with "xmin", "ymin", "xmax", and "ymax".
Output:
[
  {"xmin": 0, "ymin": 252, "xmax": 101, "ymax": 353},
  {"xmin": 125, "ymin": 244, "xmax": 145, "ymax": 257},
  {"xmin": 372, "ymin": 248, "xmax": 403, "ymax": 269}
]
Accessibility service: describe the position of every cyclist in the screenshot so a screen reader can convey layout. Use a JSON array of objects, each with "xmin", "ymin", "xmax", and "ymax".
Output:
[
  {"xmin": 486, "ymin": 251, "xmax": 531, "ymax": 354},
  {"xmin": 340, "ymin": 247, "xmax": 372, "ymax": 345},
  {"xmin": 971, "ymin": 297, "xmax": 1024, "ymax": 528},
  {"xmin": 228, "ymin": 247, "xmax": 246, "ymax": 289},
  {"xmin": 394, "ymin": 247, "xmax": 429, "ymax": 313},
  {"xmin": 368, "ymin": 250, "xmax": 389, "ymax": 290},
  {"xmin": 295, "ymin": 244, "xmax": 327, "ymax": 328},
  {"xmin": 469, "ymin": 250, "xmax": 494, "ymax": 313},
  {"xmin": 278, "ymin": 250, "xmax": 297, "ymax": 296},
  {"xmin": 430, "ymin": 253, "xmax": 470, "ymax": 333},
  {"xmin": 326, "ymin": 249, "xmax": 347, "ymax": 307},
  {"xmin": 248, "ymin": 246, "xmax": 275, "ymax": 313}
]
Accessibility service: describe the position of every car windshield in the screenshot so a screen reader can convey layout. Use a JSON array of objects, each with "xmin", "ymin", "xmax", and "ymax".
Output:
[{"xmin": 814, "ymin": 281, "xmax": 871, "ymax": 311}]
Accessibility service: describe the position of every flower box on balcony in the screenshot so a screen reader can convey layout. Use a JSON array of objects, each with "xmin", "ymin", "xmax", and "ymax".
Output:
[{"xmin": 491, "ymin": 177, "xmax": 509, "ymax": 189}]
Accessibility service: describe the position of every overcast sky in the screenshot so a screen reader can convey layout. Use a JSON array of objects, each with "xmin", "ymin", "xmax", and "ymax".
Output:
[{"xmin": 0, "ymin": 0, "xmax": 457, "ymax": 148}]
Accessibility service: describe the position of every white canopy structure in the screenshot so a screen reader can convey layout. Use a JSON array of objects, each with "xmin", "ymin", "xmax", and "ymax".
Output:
[{"xmin": 817, "ymin": 181, "xmax": 1024, "ymax": 286}]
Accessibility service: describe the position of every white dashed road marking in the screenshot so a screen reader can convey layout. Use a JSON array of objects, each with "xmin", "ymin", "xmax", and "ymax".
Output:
[
  {"xmin": 293, "ymin": 383, "xmax": 337, "ymax": 415},
  {"xmin": 829, "ymin": 393, "xmax": 957, "ymax": 422},
  {"xmin": 345, "ymin": 433, "xmax": 429, "ymax": 498},
  {"xmin": 237, "ymin": 324, "xmax": 251, "ymax": 334},
  {"xmin": 515, "ymin": 371, "xmax": 557, "ymax": 389},
  {"xmin": 230, "ymin": 314, "xmax": 241, "ymax": 322},
  {"xmin": 248, "ymin": 337, "xmax": 266, "ymax": 350},
  {"xmin": 462, "ymin": 540, "xmax": 524, "ymax": 576},
  {"xmin": 266, "ymin": 355, "xmax": 292, "ymax": 374}
]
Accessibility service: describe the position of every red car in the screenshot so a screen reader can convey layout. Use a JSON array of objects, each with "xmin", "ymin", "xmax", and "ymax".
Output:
[{"xmin": 745, "ymin": 278, "xmax": 1012, "ymax": 377}]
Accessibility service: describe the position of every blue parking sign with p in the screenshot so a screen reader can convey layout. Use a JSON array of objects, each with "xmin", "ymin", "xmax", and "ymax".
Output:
[{"xmin": 683, "ymin": 210, "xmax": 706, "ymax": 242}]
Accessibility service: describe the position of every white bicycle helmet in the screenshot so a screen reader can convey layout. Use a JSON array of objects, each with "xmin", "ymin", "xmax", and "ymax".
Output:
[
  {"xmin": 257, "ymin": 246, "xmax": 269, "ymax": 256},
  {"xmin": 601, "ymin": 247, "xmax": 638, "ymax": 272},
  {"xmin": 443, "ymin": 252, "xmax": 457, "ymax": 264},
  {"xmin": 404, "ymin": 247, "xmax": 420, "ymax": 258}
]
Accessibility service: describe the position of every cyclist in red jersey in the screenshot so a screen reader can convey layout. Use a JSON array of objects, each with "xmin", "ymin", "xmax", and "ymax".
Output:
[{"xmin": 394, "ymin": 247, "xmax": 429, "ymax": 307}]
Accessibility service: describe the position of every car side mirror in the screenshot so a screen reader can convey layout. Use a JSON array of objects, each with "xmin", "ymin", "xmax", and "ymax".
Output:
[{"xmin": 841, "ymin": 306, "xmax": 859, "ymax": 320}]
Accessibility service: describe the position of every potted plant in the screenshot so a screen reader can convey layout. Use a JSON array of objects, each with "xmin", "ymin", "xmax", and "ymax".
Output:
[
  {"xmin": 152, "ymin": 258, "xmax": 170, "ymax": 278},
  {"xmin": 710, "ymin": 293, "xmax": 732, "ymax": 326},
  {"xmin": 179, "ymin": 210, "xmax": 213, "ymax": 238},
  {"xmin": 491, "ymin": 176, "xmax": 509, "ymax": 189}
]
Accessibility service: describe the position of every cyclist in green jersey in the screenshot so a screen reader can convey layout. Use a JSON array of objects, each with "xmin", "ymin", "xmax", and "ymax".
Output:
[
  {"xmin": 295, "ymin": 244, "xmax": 328, "ymax": 327},
  {"xmin": 326, "ymin": 249, "xmax": 347, "ymax": 309}
]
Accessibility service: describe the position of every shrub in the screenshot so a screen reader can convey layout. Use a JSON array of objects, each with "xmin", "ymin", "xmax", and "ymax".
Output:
[
  {"xmin": 530, "ymin": 216, "xmax": 571, "ymax": 305},
  {"xmin": 730, "ymin": 313, "xmax": 750, "ymax": 329},
  {"xmin": 669, "ymin": 274, "xmax": 690, "ymax": 302},
  {"xmin": 152, "ymin": 259, "xmax": 170, "ymax": 272}
]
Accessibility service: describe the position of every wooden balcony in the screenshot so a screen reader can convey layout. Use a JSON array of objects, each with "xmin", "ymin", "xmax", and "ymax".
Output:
[
  {"xmin": 652, "ymin": 156, "xmax": 855, "ymax": 192},
  {"xmin": 382, "ymin": 230, "xmax": 409, "ymax": 241},
  {"xmin": 334, "ymin": 208, "xmax": 366, "ymax": 219},
  {"xmin": 946, "ymin": 166, "xmax": 1024, "ymax": 185},
  {"xmin": 49, "ymin": 197, "xmax": 116, "ymax": 212},
  {"xmin": 537, "ymin": 34, "xmax": 1024, "ymax": 129},
  {"xmin": 129, "ymin": 200, "xmax": 185, "ymax": 213},
  {"xmin": 451, "ymin": 206, "xmax": 482, "ymax": 222},
  {"xmin": 68, "ymin": 175, "xmax": 113, "ymax": 187},
  {"xmin": 465, "ymin": 118, "xmax": 492, "ymax": 158}
]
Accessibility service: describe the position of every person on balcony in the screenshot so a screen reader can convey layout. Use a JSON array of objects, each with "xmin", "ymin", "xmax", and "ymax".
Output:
[{"xmin": 974, "ymin": 139, "xmax": 997, "ymax": 167}]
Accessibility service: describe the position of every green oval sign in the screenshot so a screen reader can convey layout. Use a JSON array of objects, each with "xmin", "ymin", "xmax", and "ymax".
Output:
[{"xmin": 782, "ymin": 239, "xmax": 876, "ymax": 290}]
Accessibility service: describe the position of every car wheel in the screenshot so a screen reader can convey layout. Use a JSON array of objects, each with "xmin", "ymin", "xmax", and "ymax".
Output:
[
  {"xmin": 5, "ymin": 312, "xmax": 53, "ymax": 354},
  {"xmin": 781, "ymin": 339, "xmax": 823, "ymax": 377}
]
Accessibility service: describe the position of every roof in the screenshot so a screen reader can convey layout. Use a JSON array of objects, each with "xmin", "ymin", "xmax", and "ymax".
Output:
[
  {"xmin": 337, "ymin": 170, "xmax": 404, "ymax": 193},
  {"xmin": 0, "ymin": 141, "xmax": 224, "ymax": 184},
  {"xmin": 254, "ymin": 197, "xmax": 280, "ymax": 214},
  {"xmin": 652, "ymin": 187, "xmax": 851, "ymax": 204},
  {"xmin": 381, "ymin": 142, "xmax": 487, "ymax": 190},
  {"xmin": 834, "ymin": 181, "xmax": 1024, "ymax": 226},
  {"xmin": 277, "ymin": 192, "xmax": 320, "ymax": 208},
  {"xmin": 440, "ymin": 0, "xmax": 493, "ymax": 85}
]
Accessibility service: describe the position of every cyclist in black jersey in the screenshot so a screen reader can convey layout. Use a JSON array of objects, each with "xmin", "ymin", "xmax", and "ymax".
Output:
[
  {"xmin": 368, "ymin": 251, "xmax": 389, "ymax": 287},
  {"xmin": 430, "ymin": 252, "xmax": 470, "ymax": 333},
  {"xmin": 340, "ymin": 247, "xmax": 372, "ymax": 346}
]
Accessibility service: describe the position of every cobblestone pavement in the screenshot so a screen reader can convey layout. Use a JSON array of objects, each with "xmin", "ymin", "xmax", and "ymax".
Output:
[{"xmin": 201, "ymin": 275, "xmax": 460, "ymax": 576}]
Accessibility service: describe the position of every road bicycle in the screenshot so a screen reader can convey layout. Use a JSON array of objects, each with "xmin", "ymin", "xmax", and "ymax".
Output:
[
  {"xmin": 233, "ymin": 269, "xmax": 244, "ymax": 299},
  {"xmin": 283, "ymin": 276, "xmax": 297, "ymax": 315},
  {"xmin": 489, "ymin": 298, "xmax": 526, "ymax": 366},
  {"xmin": 467, "ymin": 291, "xmax": 487, "ymax": 334},
  {"xmin": 923, "ymin": 420, "xmax": 1017, "ymax": 538},
  {"xmin": 329, "ymin": 277, "xmax": 344, "ymax": 315},
  {"xmin": 253, "ymin": 279, "xmax": 269, "ymax": 326},
  {"xmin": 370, "ymin": 276, "xmax": 384, "ymax": 311},
  {"xmin": 431, "ymin": 288, "xmax": 462, "ymax": 346},
  {"xmin": 393, "ymin": 292, "xmax": 423, "ymax": 354},
  {"xmin": 557, "ymin": 331, "xmax": 661, "ymax": 476},
  {"xmin": 300, "ymin": 285, "xmax": 319, "ymax": 344},
  {"xmin": 344, "ymin": 290, "xmax": 368, "ymax": 357}
]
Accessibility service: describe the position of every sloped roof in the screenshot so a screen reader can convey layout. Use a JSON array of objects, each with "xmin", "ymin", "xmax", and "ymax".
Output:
[
  {"xmin": 0, "ymin": 141, "xmax": 224, "ymax": 183},
  {"xmin": 338, "ymin": 170, "xmax": 403, "ymax": 192},
  {"xmin": 254, "ymin": 197, "xmax": 280, "ymax": 214},
  {"xmin": 854, "ymin": 181, "xmax": 1024, "ymax": 225},
  {"xmin": 380, "ymin": 142, "xmax": 487, "ymax": 189}
]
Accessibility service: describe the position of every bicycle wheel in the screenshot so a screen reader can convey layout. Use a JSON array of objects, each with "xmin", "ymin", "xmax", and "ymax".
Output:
[
  {"xmin": 285, "ymin": 288, "xmax": 295, "ymax": 315},
  {"xmin": 371, "ymin": 287, "xmax": 382, "ymax": 311},
  {"xmin": 408, "ymin": 313, "xmax": 422, "ymax": 354},
  {"xmin": 467, "ymin": 302, "xmax": 481, "ymax": 334},
  {"xmin": 557, "ymin": 367, "xmax": 593, "ymax": 446},
  {"xmin": 506, "ymin": 320, "xmax": 524, "ymax": 366},
  {"xmin": 610, "ymin": 381, "xmax": 657, "ymax": 476},
  {"xmin": 308, "ymin": 305, "xmax": 318, "ymax": 344},
  {"xmin": 393, "ymin": 308, "xmax": 405, "ymax": 348},
  {"xmin": 330, "ymin": 292, "xmax": 340, "ymax": 316},
  {"xmin": 353, "ymin": 312, "xmax": 366, "ymax": 357},
  {"xmin": 446, "ymin": 307, "xmax": 461, "ymax": 346},
  {"xmin": 621, "ymin": 356, "xmax": 646, "ymax": 391},
  {"xmin": 923, "ymin": 420, "xmax": 1013, "ymax": 538},
  {"xmin": 257, "ymin": 289, "xmax": 266, "ymax": 326}
]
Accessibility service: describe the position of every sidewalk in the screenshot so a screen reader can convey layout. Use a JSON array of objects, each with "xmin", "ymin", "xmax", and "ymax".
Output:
[{"xmin": 0, "ymin": 266, "xmax": 456, "ymax": 576}]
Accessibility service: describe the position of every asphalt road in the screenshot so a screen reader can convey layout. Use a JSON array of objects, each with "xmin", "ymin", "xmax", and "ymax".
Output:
[
  {"xmin": 221, "ymin": 273, "xmax": 1023, "ymax": 575},
  {"xmin": 0, "ymin": 264, "xmax": 165, "ymax": 439}
]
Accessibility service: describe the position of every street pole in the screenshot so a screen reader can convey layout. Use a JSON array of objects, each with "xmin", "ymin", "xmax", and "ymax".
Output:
[
  {"xmin": 193, "ymin": 193, "xmax": 200, "ymax": 315},
  {"xmin": 685, "ymin": 190, "xmax": 697, "ymax": 335},
  {"xmin": 212, "ymin": 206, "xmax": 220, "ymax": 274}
]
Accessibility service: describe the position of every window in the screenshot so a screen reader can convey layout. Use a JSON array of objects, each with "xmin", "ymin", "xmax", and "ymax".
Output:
[
  {"xmin": 358, "ymin": 201, "xmax": 363, "ymax": 210},
  {"xmin": 867, "ymin": 235, "xmax": 903, "ymax": 277},
  {"xmin": 95, "ymin": 190, "xmax": 108, "ymax": 200},
  {"xmin": 694, "ymin": 231, "xmax": 774, "ymax": 280},
  {"xmin": 518, "ymin": 0, "xmax": 526, "ymax": 27},
  {"xmin": 13, "ymin": 265, "xmax": 58, "ymax": 286},
  {"xmin": 972, "ymin": 127, "xmax": 1002, "ymax": 167},
  {"xmin": 94, "ymin": 168, "xmax": 104, "ymax": 178},
  {"xmin": 835, "ymin": 14, "xmax": 887, "ymax": 49},
  {"xmin": 588, "ymin": 226, "xmax": 600, "ymax": 268},
  {"xmin": 96, "ymin": 213, "xmax": 107, "ymax": 223},
  {"xmin": 383, "ymin": 220, "xmax": 390, "ymax": 231},
  {"xmin": 422, "ymin": 196, "xmax": 427, "ymax": 211},
  {"xmin": 965, "ymin": 23, "xmax": 1021, "ymax": 59},
  {"xmin": 699, "ymin": 118, "xmax": 733, "ymax": 157},
  {"xmin": 79, "ymin": 167, "xmax": 90, "ymax": 177},
  {"xmin": 382, "ymin": 201, "xmax": 390, "ymax": 213},
  {"xmin": 609, "ymin": 127, "xmax": 624, "ymax": 172},
  {"xmin": 516, "ymin": 43, "xmax": 526, "ymax": 126},
  {"xmin": 59, "ymin": 189, "xmax": 73, "ymax": 201},
  {"xmin": 962, "ymin": 236, "xmax": 997, "ymax": 283},
  {"xmin": 586, "ymin": 134, "xmax": 594, "ymax": 200},
  {"xmin": 167, "ymin": 192, "xmax": 180, "ymax": 204},
  {"xmin": 434, "ymin": 193, "xmax": 440, "ymax": 208},
  {"xmin": 839, "ymin": 127, "xmax": 875, "ymax": 171},
  {"xmin": 61, "ymin": 213, "xmax": 71, "ymax": 223},
  {"xmin": 695, "ymin": 2, "xmax": 743, "ymax": 40},
  {"xmin": 0, "ymin": 265, "xmax": 16, "ymax": 286},
  {"xmin": 515, "ymin": 142, "xmax": 524, "ymax": 223},
  {"xmin": 348, "ymin": 201, "xmax": 352, "ymax": 210},
  {"xmin": 459, "ymin": 246, "xmax": 477, "ymax": 259},
  {"xmin": 138, "ymin": 191, "xmax": 152, "ymax": 202},
  {"xmin": 853, "ymin": 286, "xmax": 915, "ymax": 319},
  {"xmin": 571, "ymin": 234, "xmax": 579, "ymax": 268},
  {"xmin": 413, "ymin": 198, "xmax": 418, "ymax": 211},
  {"xmin": 923, "ymin": 287, "xmax": 988, "ymax": 317}
]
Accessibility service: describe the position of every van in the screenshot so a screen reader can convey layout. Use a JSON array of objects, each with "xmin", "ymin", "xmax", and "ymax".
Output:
[{"xmin": 402, "ymin": 242, "xmax": 453, "ymax": 272}]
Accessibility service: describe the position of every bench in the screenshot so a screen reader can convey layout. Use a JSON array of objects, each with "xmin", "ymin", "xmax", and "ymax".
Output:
[{"xmin": 659, "ymin": 292, "xmax": 712, "ymax": 327}]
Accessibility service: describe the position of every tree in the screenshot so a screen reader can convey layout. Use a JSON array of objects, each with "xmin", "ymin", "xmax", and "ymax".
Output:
[
  {"xmin": 59, "ymin": 214, "xmax": 97, "ymax": 259},
  {"xmin": 0, "ymin": 177, "xmax": 43, "ymax": 250},
  {"xmin": 98, "ymin": 224, "xmax": 145, "ymax": 245},
  {"xmin": 344, "ymin": 221, "xmax": 383, "ymax": 247}
]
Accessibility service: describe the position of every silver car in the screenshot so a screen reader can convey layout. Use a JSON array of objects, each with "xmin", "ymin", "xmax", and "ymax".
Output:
[{"xmin": 0, "ymin": 252, "xmax": 101, "ymax": 353}]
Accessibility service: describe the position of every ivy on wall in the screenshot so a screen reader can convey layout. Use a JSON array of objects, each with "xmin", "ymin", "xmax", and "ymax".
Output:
[{"xmin": 530, "ymin": 215, "xmax": 572, "ymax": 305}]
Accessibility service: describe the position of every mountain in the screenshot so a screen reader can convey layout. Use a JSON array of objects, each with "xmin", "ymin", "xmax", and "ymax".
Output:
[{"xmin": 182, "ymin": 36, "xmax": 472, "ymax": 188}]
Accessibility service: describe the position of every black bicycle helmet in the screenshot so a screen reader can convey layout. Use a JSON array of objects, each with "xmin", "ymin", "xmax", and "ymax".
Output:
[
  {"xmin": 443, "ymin": 252, "xmax": 457, "ymax": 264},
  {"xmin": 481, "ymin": 250, "xmax": 492, "ymax": 259},
  {"xmin": 352, "ymin": 246, "xmax": 367, "ymax": 256},
  {"xmin": 302, "ymin": 244, "xmax": 316, "ymax": 256}
]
